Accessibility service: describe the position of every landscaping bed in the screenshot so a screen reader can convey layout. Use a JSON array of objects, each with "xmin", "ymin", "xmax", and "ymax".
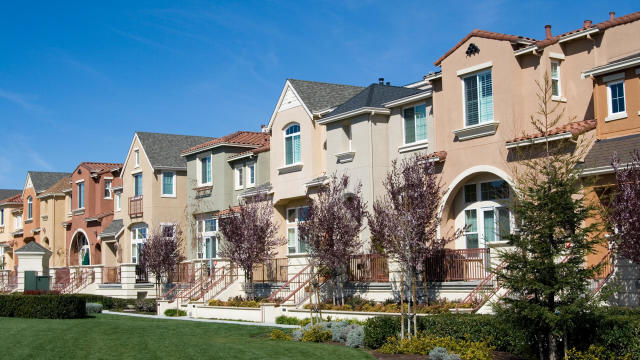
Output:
[{"xmin": 303, "ymin": 297, "xmax": 475, "ymax": 314}]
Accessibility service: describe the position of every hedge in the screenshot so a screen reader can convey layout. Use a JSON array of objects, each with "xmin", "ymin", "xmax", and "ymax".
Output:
[{"xmin": 0, "ymin": 294, "xmax": 86, "ymax": 319}]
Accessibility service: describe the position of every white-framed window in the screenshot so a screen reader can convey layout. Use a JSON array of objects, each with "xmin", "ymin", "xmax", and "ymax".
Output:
[
  {"xmin": 200, "ymin": 156, "xmax": 212, "ymax": 185},
  {"xmin": 162, "ymin": 171, "xmax": 176, "ymax": 197},
  {"xmin": 461, "ymin": 180, "xmax": 511, "ymax": 248},
  {"xmin": 133, "ymin": 173, "xmax": 143, "ymax": 197},
  {"xmin": 463, "ymin": 70, "xmax": 493, "ymax": 126},
  {"xmin": 104, "ymin": 179, "xmax": 112, "ymax": 199},
  {"xmin": 607, "ymin": 80, "xmax": 626, "ymax": 116},
  {"xmin": 342, "ymin": 123, "xmax": 352, "ymax": 151},
  {"xmin": 551, "ymin": 61, "xmax": 561, "ymax": 97},
  {"xmin": 27, "ymin": 196, "xmax": 33, "ymax": 220},
  {"xmin": 246, "ymin": 162, "xmax": 256, "ymax": 188},
  {"xmin": 68, "ymin": 193, "xmax": 72, "ymax": 213},
  {"xmin": 0, "ymin": 208, "xmax": 3, "ymax": 226},
  {"xmin": 284, "ymin": 123, "xmax": 301, "ymax": 165},
  {"xmin": 77, "ymin": 233, "xmax": 90, "ymax": 266},
  {"xmin": 198, "ymin": 218, "xmax": 219, "ymax": 259},
  {"xmin": 287, "ymin": 206, "xmax": 309, "ymax": 254},
  {"xmin": 235, "ymin": 165, "xmax": 244, "ymax": 190},
  {"xmin": 161, "ymin": 223, "xmax": 176, "ymax": 238},
  {"xmin": 15, "ymin": 213, "xmax": 22, "ymax": 230},
  {"xmin": 131, "ymin": 225, "xmax": 148, "ymax": 264},
  {"xmin": 403, "ymin": 104, "xmax": 427, "ymax": 144},
  {"xmin": 115, "ymin": 193, "xmax": 121, "ymax": 212},
  {"xmin": 134, "ymin": 149, "xmax": 140, "ymax": 167},
  {"xmin": 77, "ymin": 181, "xmax": 85, "ymax": 209}
]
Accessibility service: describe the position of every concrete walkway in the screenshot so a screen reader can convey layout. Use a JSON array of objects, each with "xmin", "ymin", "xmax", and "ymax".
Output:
[{"xmin": 102, "ymin": 310, "xmax": 299, "ymax": 328}]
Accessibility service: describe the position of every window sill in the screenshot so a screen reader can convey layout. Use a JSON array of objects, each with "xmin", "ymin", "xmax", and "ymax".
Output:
[
  {"xmin": 487, "ymin": 240, "xmax": 510, "ymax": 248},
  {"xmin": 453, "ymin": 121, "xmax": 499, "ymax": 141},
  {"xmin": 161, "ymin": 194, "xmax": 176, "ymax": 198},
  {"xmin": 287, "ymin": 252, "xmax": 309, "ymax": 258},
  {"xmin": 605, "ymin": 112, "xmax": 627, "ymax": 122},
  {"xmin": 245, "ymin": 184, "xmax": 256, "ymax": 189},
  {"xmin": 41, "ymin": 215, "xmax": 48, "ymax": 221},
  {"xmin": 24, "ymin": 219, "xmax": 33, "ymax": 224},
  {"xmin": 73, "ymin": 208, "xmax": 85, "ymax": 216},
  {"xmin": 398, "ymin": 140, "xmax": 428, "ymax": 153},
  {"xmin": 277, "ymin": 163, "xmax": 303, "ymax": 174},
  {"xmin": 334, "ymin": 151, "xmax": 355, "ymax": 163},
  {"xmin": 551, "ymin": 96, "xmax": 567, "ymax": 103}
]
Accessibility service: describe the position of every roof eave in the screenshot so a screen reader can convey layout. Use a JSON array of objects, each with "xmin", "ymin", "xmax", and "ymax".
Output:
[
  {"xmin": 383, "ymin": 90, "xmax": 433, "ymax": 108},
  {"xmin": 181, "ymin": 143, "xmax": 259, "ymax": 157},
  {"xmin": 505, "ymin": 132, "xmax": 573, "ymax": 149},
  {"xmin": 581, "ymin": 56, "xmax": 640, "ymax": 79},
  {"xmin": 317, "ymin": 107, "xmax": 390, "ymax": 125}
]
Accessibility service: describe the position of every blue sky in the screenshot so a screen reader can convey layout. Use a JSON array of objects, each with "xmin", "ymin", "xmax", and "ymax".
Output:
[{"xmin": 0, "ymin": 1, "xmax": 637, "ymax": 188}]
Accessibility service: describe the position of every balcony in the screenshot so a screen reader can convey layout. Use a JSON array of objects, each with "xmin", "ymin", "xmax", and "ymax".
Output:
[
  {"xmin": 194, "ymin": 185, "xmax": 213, "ymax": 199},
  {"xmin": 102, "ymin": 266, "xmax": 121, "ymax": 284},
  {"xmin": 348, "ymin": 254, "xmax": 390, "ymax": 282},
  {"xmin": 424, "ymin": 248, "xmax": 490, "ymax": 282},
  {"xmin": 252, "ymin": 258, "xmax": 288, "ymax": 283},
  {"xmin": 129, "ymin": 196, "xmax": 143, "ymax": 218}
]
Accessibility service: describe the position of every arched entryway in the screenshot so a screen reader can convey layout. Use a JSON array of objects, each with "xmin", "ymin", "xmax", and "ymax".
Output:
[{"xmin": 70, "ymin": 230, "xmax": 91, "ymax": 266}]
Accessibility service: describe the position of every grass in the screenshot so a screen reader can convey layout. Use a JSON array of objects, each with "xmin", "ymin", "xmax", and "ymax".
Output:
[{"xmin": 0, "ymin": 314, "xmax": 373, "ymax": 360}]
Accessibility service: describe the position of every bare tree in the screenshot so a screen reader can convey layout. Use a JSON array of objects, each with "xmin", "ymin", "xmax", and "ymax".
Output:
[
  {"xmin": 139, "ymin": 225, "xmax": 185, "ymax": 309},
  {"xmin": 611, "ymin": 150, "xmax": 640, "ymax": 264},
  {"xmin": 218, "ymin": 192, "xmax": 285, "ymax": 300},
  {"xmin": 368, "ymin": 153, "xmax": 460, "ymax": 338},
  {"xmin": 297, "ymin": 173, "xmax": 367, "ymax": 306}
]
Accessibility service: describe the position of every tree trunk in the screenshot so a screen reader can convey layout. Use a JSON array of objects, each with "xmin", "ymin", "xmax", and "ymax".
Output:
[
  {"xmin": 400, "ymin": 272, "xmax": 405, "ymax": 339},
  {"xmin": 548, "ymin": 333, "xmax": 557, "ymax": 360},
  {"xmin": 309, "ymin": 282, "xmax": 314, "ymax": 324},
  {"xmin": 250, "ymin": 271, "xmax": 254, "ymax": 301},
  {"xmin": 340, "ymin": 274, "xmax": 345, "ymax": 306},
  {"xmin": 333, "ymin": 277, "xmax": 337, "ymax": 306},
  {"xmin": 315, "ymin": 275, "xmax": 322, "ymax": 321},
  {"xmin": 412, "ymin": 273, "xmax": 417, "ymax": 337}
]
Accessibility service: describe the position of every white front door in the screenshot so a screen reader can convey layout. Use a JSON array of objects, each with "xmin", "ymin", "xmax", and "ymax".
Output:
[{"xmin": 465, "ymin": 206, "xmax": 511, "ymax": 248}]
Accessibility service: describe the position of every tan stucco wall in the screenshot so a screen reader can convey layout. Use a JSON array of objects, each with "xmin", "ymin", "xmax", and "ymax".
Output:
[
  {"xmin": 39, "ymin": 195, "xmax": 67, "ymax": 267},
  {"xmin": 0, "ymin": 204, "xmax": 21, "ymax": 270}
]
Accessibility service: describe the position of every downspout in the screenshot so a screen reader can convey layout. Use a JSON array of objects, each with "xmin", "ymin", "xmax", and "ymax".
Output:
[{"xmin": 368, "ymin": 111, "xmax": 376, "ymax": 252}]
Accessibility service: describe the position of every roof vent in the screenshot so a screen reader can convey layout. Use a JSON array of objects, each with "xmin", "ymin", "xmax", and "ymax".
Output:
[
  {"xmin": 609, "ymin": 11, "xmax": 615, "ymax": 21},
  {"xmin": 584, "ymin": 20, "xmax": 592, "ymax": 28},
  {"xmin": 378, "ymin": 77, "xmax": 384, "ymax": 85},
  {"xmin": 545, "ymin": 25, "xmax": 552, "ymax": 39}
]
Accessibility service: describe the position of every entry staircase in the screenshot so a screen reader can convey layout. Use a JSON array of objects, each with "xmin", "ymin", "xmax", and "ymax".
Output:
[
  {"xmin": 54, "ymin": 268, "xmax": 95, "ymax": 294},
  {"xmin": 0, "ymin": 271, "xmax": 18, "ymax": 293},
  {"xmin": 267, "ymin": 264, "xmax": 316, "ymax": 307},
  {"xmin": 172, "ymin": 263, "xmax": 238, "ymax": 304}
]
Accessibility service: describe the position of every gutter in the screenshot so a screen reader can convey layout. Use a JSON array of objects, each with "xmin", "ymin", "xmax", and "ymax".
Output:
[
  {"xmin": 581, "ymin": 56, "xmax": 640, "ymax": 79},
  {"xmin": 382, "ymin": 90, "xmax": 433, "ymax": 108},
  {"xmin": 181, "ymin": 143, "xmax": 259, "ymax": 157},
  {"xmin": 505, "ymin": 132, "xmax": 573, "ymax": 149},
  {"xmin": 317, "ymin": 107, "xmax": 390, "ymax": 125}
]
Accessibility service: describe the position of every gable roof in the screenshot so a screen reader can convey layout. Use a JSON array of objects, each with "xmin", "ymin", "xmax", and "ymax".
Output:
[
  {"xmin": 181, "ymin": 131, "xmax": 269, "ymax": 156},
  {"xmin": 135, "ymin": 132, "xmax": 215, "ymax": 170},
  {"xmin": 28, "ymin": 172, "xmax": 72, "ymax": 194},
  {"xmin": 77, "ymin": 162, "xmax": 122, "ymax": 175},
  {"xmin": 0, "ymin": 189, "xmax": 21, "ymax": 203},
  {"xmin": 99, "ymin": 219, "xmax": 124, "ymax": 238},
  {"xmin": 319, "ymin": 84, "xmax": 427, "ymax": 124},
  {"xmin": 15, "ymin": 240, "xmax": 50, "ymax": 254},
  {"xmin": 582, "ymin": 133, "xmax": 640, "ymax": 174},
  {"xmin": 37, "ymin": 176, "xmax": 71, "ymax": 198},
  {"xmin": 434, "ymin": 29, "xmax": 536, "ymax": 66}
]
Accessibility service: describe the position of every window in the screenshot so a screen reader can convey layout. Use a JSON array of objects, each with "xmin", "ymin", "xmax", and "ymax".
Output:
[
  {"xmin": 463, "ymin": 70, "xmax": 493, "ymax": 126},
  {"xmin": 68, "ymin": 193, "xmax": 72, "ymax": 213},
  {"xmin": 480, "ymin": 180, "xmax": 510, "ymax": 200},
  {"xmin": 464, "ymin": 184, "xmax": 477, "ymax": 203},
  {"xmin": 342, "ymin": 123, "xmax": 352, "ymax": 151},
  {"xmin": 77, "ymin": 182, "xmax": 85, "ymax": 209},
  {"xmin": 77, "ymin": 234, "xmax": 90, "ymax": 266},
  {"xmin": 198, "ymin": 218, "xmax": 219, "ymax": 259},
  {"xmin": 235, "ymin": 166, "xmax": 244, "ymax": 189},
  {"xmin": 607, "ymin": 80, "xmax": 626, "ymax": 116},
  {"xmin": 134, "ymin": 149, "xmax": 140, "ymax": 167},
  {"xmin": 403, "ymin": 104, "xmax": 427, "ymax": 144},
  {"xmin": 204, "ymin": 218, "xmax": 217, "ymax": 233},
  {"xmin": 131, "ymin": 226, "xmax": 148, "ymax": 264},
  {"xmin": 200, "ymin": 157, "xmax": 212, "ymax": 185},
  {"xmin": 162, "ymin": 172, "xmax": 175, "ymax": 196},
  {"xmin": 284, "ymin": 124, "xmax": 301, "ymax": 165},
  {"xmin": 133, "ymin": 173, "xmax": 143, "ymax": 197},
  {"xmin": 247, "ymin": 163, "xmax": 256, "ymax": 187},
  {"xmin": 161, "ymin": 224, "xmax": 176, "ymax": 238},
  {"xmin": 551, "ymin": 61, "xmax": 561, "ymax": 97},
  {"xmin": 465, "ymin": 209, "xmax": 478, "ymax": 248},
  {"xmin": 460, "ymin": 179, "xmax": 512, "ymax": 248},
  {"xmin": 104, "ymin": 179, "xmax": 112, "ymax": 198},
  {"xmin": 115, "ymin": 193, "xmax": 121, "ymax": 212},
  {"xmin": 27, "ymin": 196, "xmax": 33, "ymax": 220},
  {"xmin": 0, "ymin": 208, "xmax": 3, "ymax": 226},
  {"xmin": 287, "ymin": 206, "xmax": 309, "ymax": 254},
  {"xmin": 15, "ymin": 214, "xmax": 22, "ymax": 229}
]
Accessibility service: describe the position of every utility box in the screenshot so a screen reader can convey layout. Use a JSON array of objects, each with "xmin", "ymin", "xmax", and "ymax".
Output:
[
  {"xmin": 24, "ymin": 271, "xmax": 50, "ymax": 291},
  {"xmin": 36, "ymin": 275, "xmax": 50, "ymax": 291}
]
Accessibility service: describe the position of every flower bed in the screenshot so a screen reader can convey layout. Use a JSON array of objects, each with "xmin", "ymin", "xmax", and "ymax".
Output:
[
  {"xmin": 207, "ymin": 296, "xmax": 261, "ymax": 308},
  {"xmin": 270, "ymin": 321, "xmax": 365, "ymax": 348},
  {"xmin": 303, "ymin": 297, "xmax": 474, "ymax": 314}
]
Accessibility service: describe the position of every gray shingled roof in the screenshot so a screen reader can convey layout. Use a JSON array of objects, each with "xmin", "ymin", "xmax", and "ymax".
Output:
[
  {"xmin": 0, "ymin": 189, "xmax": 21, "ymax": 202},
  {"xmin": 29, "ymin": 172, "xmax": 72, "ymax": 193},
  {"xmin": 136, "ymin": 132, "xmax": 215, "ymax": 170},
  {"xmin": 99, "ymin": 219, "xmax": 123, "ymax": 237},
  {"xmin": 582, "ymin": 134, "xmax": 640, "ymax": 170},
  {"xmin": 15, "ymin": 241, "xmax": 50, "ymax": 253},
  {"xmin": 288, "ymin": 79, "xmax": 364, "ymax": 113},
  {"xmin": 325, "ymin": 84, "xmax": 427, "ymax": 119}
]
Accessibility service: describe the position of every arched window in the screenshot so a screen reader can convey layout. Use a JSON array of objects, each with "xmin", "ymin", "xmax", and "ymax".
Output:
[
  {"xmin": 76, "ymin": 233, "xmax": 90, "ymax": 266},
  {"xmin": 27, "ymin": 196, "xmax": 33, "ymax": 220},
  {"xmin": 460, "ymin": 179, "xmax": 511, "ymax": 249},
  {"xmin": 284, "ymin": 123, "xmax": 301, "ymax": 165}
]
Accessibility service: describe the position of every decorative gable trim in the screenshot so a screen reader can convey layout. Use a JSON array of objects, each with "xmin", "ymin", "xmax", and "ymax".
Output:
[{"xmin": 266, "ymin": 80, "xmax": 313, "ymax": 132}]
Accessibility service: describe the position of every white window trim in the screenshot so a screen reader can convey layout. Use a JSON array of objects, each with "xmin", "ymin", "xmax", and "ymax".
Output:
[
  {"xmin": 160, "ymin": 222, "xmax": 177, "ymax": 238},
  {"xmin": 235, "ymin": 165, "xmax": 244, "ymax": 190},
  {"xmin": 197, "ymin": 155, "xmax": 213, "ymax": 186},
  {"xmin": 199, "ymin": 217, "xmax": 219, "ymax": 259},
  {"xmin": 606, "ymin": 79, "xmax": 627, "ymax": 121},
  {"xmin": 75, "ymin": 180, "xmax": 85, "ymax": 210},
  {"xmin": 551, "ymin": 60, "xmax": 563, "ymax": 100},
  {"xmin": 402, "ymin": 103, "xmax": 428, "ymax": 146},
  {"xmin": 286, "ymin": 206, "xmax": 308, "ymax": 255},
  {"xmin": 161, "ymin": 171, "xmax": 177, "ymax": 198},
  {"xmin": 26, "ymin": 197, "xmax": 33, "ymax": 220},
  {"xmin": 104, "ymin": 179, "xmax": 113, "ymax": 199},
  {"xmin": 115, "ymin": 193, "xmax": 121, "ymax": 212},
  {"xmin": 132, "ymin": 173, "xmax": 143, "ymax": 198},
  {"xmin": 246, "ymin": 162, "xmax": 256, "ymax": 188},
  {"xmin": 456, "ymin": 61, "xmax": 492, "ymax": 77},
  {"xmin": 461, "ymin": 180, "xmax": 513, "ymax": 248},
  {"xmin": 130, "ymin": 225, "xmax": 148, "ymax": 264},
  {"xmin": 134, "ymin": 148, "xmax": 140, "ymax": 168},
  {"xmin": 461, "ymin": 69, "xmax": 494, "ymax": 128},
  {"xmin": 283, "ymin": 124, "xmax": 302, "ymax": 167}
]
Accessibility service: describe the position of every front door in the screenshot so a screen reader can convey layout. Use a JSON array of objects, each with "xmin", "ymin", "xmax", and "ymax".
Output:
[{"xmin": 465, "ymin": 206, "xmax": 511, "ymax": 248}]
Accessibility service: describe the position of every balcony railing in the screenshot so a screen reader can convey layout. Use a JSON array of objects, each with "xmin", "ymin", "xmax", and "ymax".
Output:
[
  {"xmin": 424, "ymin": 248, "xmax": 490, "ymax": 282},
  {"xmin": 135, "ymin": 264, "xmax": 148, "ymax": 283},
  {"xmin": 168, "ymin": 262, "xmax": 196, "ymax": 284},
  {"xmin": 252, "ymin": 258, "xmax": 288, "ymax": 283},
  {"xmin": 102, "ymin": 266, "xmax": 121, "ymax": 284},
  {"xmin": 129, "ymin": 196, "xmax": 143, "ymax": 218},
  {"xmin": 348, "ymin": 254, "xmax": 390, "ymax": 282}
]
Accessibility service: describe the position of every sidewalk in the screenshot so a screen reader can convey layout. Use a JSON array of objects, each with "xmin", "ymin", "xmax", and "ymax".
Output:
[{"xmin": 102, "ymin": 310, "xmax": 299, "ymax": 328}]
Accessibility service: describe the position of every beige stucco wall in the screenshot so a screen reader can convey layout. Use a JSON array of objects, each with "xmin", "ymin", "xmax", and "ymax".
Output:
[
  {"xmin": 0, "ymin": 204, "xmax": 21, "ymax": 270},
  {"xmin": 39, "ymin": 195, "xmax": 67, "ymax": 267}
]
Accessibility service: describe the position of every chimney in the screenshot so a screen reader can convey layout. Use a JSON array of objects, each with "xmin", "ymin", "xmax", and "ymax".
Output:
[
  {"xmin": 584, "ymin": 20, "xmax": 592, "ymax": 28},
  {"xmin": 378, "ymin": 77, "xmax": 384, "ymax": 85},
  {"xmin": 609, "ymin": 11, "xmax": 615, "ymax": 21},
  {"xmin": 386, "ymin": 82, "xmax": 390, "ymax": 86},
  {"xmin": 545, "ymin": 25, "xmax": 552, "ymax": 39}
]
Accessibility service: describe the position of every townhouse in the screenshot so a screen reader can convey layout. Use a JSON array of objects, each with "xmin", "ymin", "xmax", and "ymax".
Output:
[
  {"xmin": 36, "ymin": 176, "xmax": 70, "ymax": 267},
  {"xmin": 0, "ymin": 190, "xmax": 23, "ymax": 270}
]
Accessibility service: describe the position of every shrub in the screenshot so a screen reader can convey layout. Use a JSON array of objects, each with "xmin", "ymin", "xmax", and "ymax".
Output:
[
  {"xmin": 379, "ymin": 335, "xmax": 493, "ymax": 360},
  {"xmin": 345, "ymin": 325, "xmax": 364, "ymax": 348},
  {"xmin": 292, "ymin": 328, "xmax": 304, "ymax": 341},
  {"xmin": 164, "ymin": 309, "xmax": 187, "ymax": 317},
  {"xmin": 275, "ymin": 315, "xmax": 301, "ymax": 325},
  {"xmin": 301, "ymin": 324, "xmax": 332, "ymax": 343},
  {"xmin": 567, "ymin": 345, "xmax": 633, "ymax": 360},
  {"xmin": 330, "ymin": 321, "xmax": 349, "ymax": 342},
  {"xmin": 270, "ymin": 329, "xmax": 292, "ymax": 341},
  {"xmin": 364, "ymin": 316, "xmax": 400, "ymax": 349},
  {"xmin": 207, "ymin": 297, "xmax": 260, "ymax": 308},
  {"xmin": 86, "ymin": 302, "xmax": 103, "ymax": 314},
  {"xmin": 135, "ymin": 299, "xmax": 157, "ymax": 313},
  {"xmin": 69, "ymin": 294, "xmax": 135, "ymax": 310},
  {"xmin": 0, "ymin": 294, "xmax": 86, "ymax": 319}
]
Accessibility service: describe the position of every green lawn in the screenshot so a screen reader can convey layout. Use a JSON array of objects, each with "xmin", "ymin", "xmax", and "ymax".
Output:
[{"xmin": 0, "ymin": 314, "xmax": 373, "ymax": 360}]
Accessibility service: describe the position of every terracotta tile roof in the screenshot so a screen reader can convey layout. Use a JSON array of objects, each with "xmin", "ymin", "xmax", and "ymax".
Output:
[
  {"xmin": 227, "ymin": 142, "xmax": 271, "ymax": 161},
  {"xmin": 214, "ymin": 206, "xmax": 241, "ymax": 216},
  {"xmin": 78, "ymin": 162, "xmax": 123, "ymax": 174},
  {"xmin": 506, "ymin": 119, "xmax": 596, "ymax": 145},
  {"xmin": 182, "ymin": 131, "xmax": 269, "ymax": 155},
  {"xmin": 39, "ymin": 176, "xmax": 71, "ymax": 197},
  {"xmin": 434, "ymin": 29, "xmax": 536, "ymax": 66},
  {"xmin": 425, "ymin": 151, "xmax": 447, "ymax": 162},
  {"xmin": 0, "ymin": 193, "xmax": 23, "ymax": 205}
]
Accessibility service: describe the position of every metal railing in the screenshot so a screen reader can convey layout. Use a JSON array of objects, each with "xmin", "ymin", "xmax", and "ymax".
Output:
[
  {"xmin": 60, "ymin": 268, "xmax": 95, "ymax": 294},
  {"xmin": 202, "ymin": 264, "xmax": 239, "ymax": 303},
  {"xmin": 424, "ymin": 248, "xmax": 490, "ymax": 282},
  {"xmin": 252, "ymin": 258, "xmax": 288, "ymax": 283},
  {"xmin": 590, "ymin": 250, "xmax": 614, "ymax": 295},
  {"xmin": 0, "ymin": 271, "xmax": 18, "ymax": 293},
  {"xmin": 135, "ymin": 265, "xmax": 148, "ymax": 283},
  {"xmin": 102, "ymin": 266, "xmax": 121, "ymax": 284},
  {"xmin": 129, "ymin": 196, "xmax": 143, "ymax": 217},
  {"xmin": 267, "ymin": 263, "xmax": 313, "ymax": 305},
  {"xmin": 456, "ymin": 260, "xmax": 507, "ymax": 312},
  {"xmin": 348, "ymin": 254, "xmax": 389, "ymax": 282}
]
